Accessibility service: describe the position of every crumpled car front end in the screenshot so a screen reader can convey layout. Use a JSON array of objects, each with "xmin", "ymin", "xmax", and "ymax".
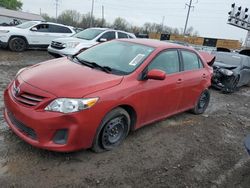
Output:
[{"xmin": 212, "ymin": 64, "xmax": 239, "ymax": 93}]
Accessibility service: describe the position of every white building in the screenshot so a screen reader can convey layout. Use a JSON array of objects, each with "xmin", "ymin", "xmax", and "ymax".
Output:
[{"xmin": 0, "ymin": 7, "xmax": 44, "ymax": 25}]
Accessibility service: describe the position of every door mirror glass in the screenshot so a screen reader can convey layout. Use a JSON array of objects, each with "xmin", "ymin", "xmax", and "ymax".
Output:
[
  {"xmin": 30, "ymin": 27, "xmax": 38, "ymax": 31},
  {"xmin": 99, "ymin": 38, "xmax": 107, "ymax": 42},
  {"xmin": 147, "ymin": 69, "xmax": 166, "ymax": 80}
]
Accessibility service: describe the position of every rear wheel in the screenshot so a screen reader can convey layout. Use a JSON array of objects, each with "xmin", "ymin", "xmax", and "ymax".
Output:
[
  {"xmin": 9, "ymin": 37, "xmax": 27, "ymax": 52},
  {"xmin": 192, "ymin": 89, "xmax": 210, "ymax": 114},
  {"xmin": 92, "ymin": 108, "xmax": 130, "ymax": 152}
]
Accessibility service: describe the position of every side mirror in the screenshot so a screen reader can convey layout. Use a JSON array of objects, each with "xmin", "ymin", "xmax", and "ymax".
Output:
[
  {"xmin": 99, "ymin": 38, "xmax": 107, "ymax": 42},
  {"xmin": 30, "ymin": 27, "xmax": 38, "ymax": 31},
  {"xmin": 147, "ymin": 69, "xmax": 166, "ymax": 80}
]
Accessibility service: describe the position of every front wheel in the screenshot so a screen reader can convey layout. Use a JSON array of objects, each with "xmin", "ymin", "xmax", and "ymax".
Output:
[
  {"xmin": 192, "ymin": 89, "xmax": 210, "ymax": 115},
  {"xmin": 9, "ymin": 37, "xmax": 27, "ymax": 52},
  {"xmin": 92, "ymin": 108, "xmax": 131, "ymax": 152}
]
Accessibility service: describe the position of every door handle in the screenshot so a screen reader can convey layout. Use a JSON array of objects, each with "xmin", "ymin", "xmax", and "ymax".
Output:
[{"xmin": 177, "ymin": 78, "xmax": 182, "ymax": 84}]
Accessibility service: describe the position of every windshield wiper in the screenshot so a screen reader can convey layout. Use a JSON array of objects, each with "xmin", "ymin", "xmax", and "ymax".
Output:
[{"xmin": 74, "ymin": 57, "xmax": 112, "ymax": 73}]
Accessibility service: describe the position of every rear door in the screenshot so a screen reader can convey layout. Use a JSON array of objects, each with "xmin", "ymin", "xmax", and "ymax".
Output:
[
  {"xmin": 178, "ymin": 50, "xmax": 208, "ymax": 111},
  {"xmin": 138, "ymin": 49, "xmax": 183, "ymax": 125}
]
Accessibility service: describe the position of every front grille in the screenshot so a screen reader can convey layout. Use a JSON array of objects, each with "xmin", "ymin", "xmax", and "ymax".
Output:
[
  {"xmin": 7, "ymin": 111, "xmax": 37, "ymax": 140},
  {"xmin": 51, "ymin": 41, "xmax": 65, "ymax": 49},
  {"xmin": 12, "ymin": 84, "xmax": 45, "ymax": 107}
]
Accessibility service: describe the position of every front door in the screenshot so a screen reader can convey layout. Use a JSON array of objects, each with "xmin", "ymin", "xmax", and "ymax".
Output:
[{"xmin": 137, "ymin": 50, "xmax": 183, "ymax": 126}]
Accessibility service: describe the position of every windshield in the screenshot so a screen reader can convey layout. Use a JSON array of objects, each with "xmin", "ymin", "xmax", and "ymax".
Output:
[
  {"xmin": 73, "ymin": 28, "xmax": 104, "ymax": 40},
  {"xmin": 214, "ymin": 53, "xmax": 242, "ymax": 66},
  {"xmin": 76, "ymin": 41, "xmax": 155, "ymax": 75},
  {"xmin": 16, "ymin": 21, "xmax": 38, "ymax": 29}
]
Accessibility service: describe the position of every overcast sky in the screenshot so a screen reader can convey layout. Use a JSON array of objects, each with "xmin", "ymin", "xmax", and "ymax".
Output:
[{"xmin": 21, "ymin": 0, "xmax": 250, "ymax": 41}]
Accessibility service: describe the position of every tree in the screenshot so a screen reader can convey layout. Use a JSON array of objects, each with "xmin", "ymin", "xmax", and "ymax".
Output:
[
  {"xmin": 112, "ymin": 17, "xmax": 129, "ymax": 31},
  {"xmin": 41, "ymin": 13, "xmax": 56, "ymax": 22},
  {"xmin": 0, "ymin": 0, "xmax": 22, "ymax": 10},
  {"xmin": 57, "ymin": 10, "xmax": 81, "ymax": 26}
]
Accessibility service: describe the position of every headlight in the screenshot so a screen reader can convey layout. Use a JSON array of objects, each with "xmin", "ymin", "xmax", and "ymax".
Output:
[
  {"xmin": 0, "ymin": 30, "xmax": 9, "ymax": 33},
  {"xmin": 66, "ymin": 42, "xmax": 80, "ymax": 48},
  {"xmin": 219, "ymin": 68, "xmax": 233, "ymax": 76},
  {"xmin": 45, "ymin": 98, "xmax": 99, "ymax": 113}
]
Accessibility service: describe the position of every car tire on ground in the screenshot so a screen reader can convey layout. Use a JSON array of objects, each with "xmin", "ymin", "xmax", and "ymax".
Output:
[
  {"xmin": 192, "ymin": 89, "xmax": 210, "ymax": 115},
  {"xmin": 9, "ymin": 37, "xmax": 27, "ymax": 52},
  {"xmin": 92, "ymin": 107, "xmax": 131, "ymax": 152}
]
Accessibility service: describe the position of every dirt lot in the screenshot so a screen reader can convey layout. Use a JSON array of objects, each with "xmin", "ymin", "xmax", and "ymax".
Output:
[{"xmin": 0, "ymin": 49, "xmax": 250, "ymax": 187}]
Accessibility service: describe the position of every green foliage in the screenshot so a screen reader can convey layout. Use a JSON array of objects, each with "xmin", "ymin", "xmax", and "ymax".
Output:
[{"xmin": 0, "ymin": 0, "xmax": 22, "ymax": 10}]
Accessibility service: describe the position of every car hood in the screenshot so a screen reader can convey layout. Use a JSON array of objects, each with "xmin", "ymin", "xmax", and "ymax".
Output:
[
  {"xmin": 53, "ymin": 37, "xmax": 95, "ymax": 45},
  {"xmin": 0, "ymin": 26, "xmax": 23, "ymax": 31},
  {"xmin": 213, "ymin": 61, "xmax": 238, "ymax": 69},
  {"xmin": 20, "ymin": 57, "xmax": 123, "ymax": 98}
]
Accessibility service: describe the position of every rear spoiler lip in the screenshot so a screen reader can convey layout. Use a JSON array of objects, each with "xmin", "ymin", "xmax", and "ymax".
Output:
[{"xmin": 199, "ymin": 51, "xmax": 216, "ymax": 66}]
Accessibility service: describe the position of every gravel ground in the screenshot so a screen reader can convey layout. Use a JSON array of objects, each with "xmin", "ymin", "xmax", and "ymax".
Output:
[{"xmin": 0, "ymin": 49, "xmax": 250, "ymax": 188}]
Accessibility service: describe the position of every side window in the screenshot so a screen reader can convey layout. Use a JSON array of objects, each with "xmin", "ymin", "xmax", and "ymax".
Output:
[
  {"xmin": 118, "ymin": 32, "xmax": 128, "ymax": 39},
  {"xmin": 148, "ymin": 50, "xmax": 180, "ymax": 74},
  {"xmin": 182, "ymin": 51, "xmax": 201, "ymax": 71},
  {"xmin": 100, "ymin": 31, "xmax": 116, "ymax": 41},
  {"xmin": 34, "ymin": 24, "xmax": 49, "ymax": 32},
  {"xmin": 49, "ymin": 25, "xmax": 72, "ymax": 33}
]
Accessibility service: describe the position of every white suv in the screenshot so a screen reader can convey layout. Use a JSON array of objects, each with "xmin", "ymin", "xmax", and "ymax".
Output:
[
  {"xmin": 0, "ymin": 21, "xmax": 76, "ymax": 52},
  {"xmin": 48, "ymin": 28, "xmax": 136, "ymax": 57}
]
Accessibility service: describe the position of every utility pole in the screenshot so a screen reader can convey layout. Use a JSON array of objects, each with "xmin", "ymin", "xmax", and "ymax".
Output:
[
  {"xmin": 55, "ymin": 0, "xmax": 59, "ymax": 22},
  {"xmin": 161, "ymin": 16, "xmax": 165, "ymax": 32},
  {"xmin": 90, "ymin": 0, "xmax": 95, "ymax": 27},
  {"xmin": 184, "ymin": 0, "xmax": 194, "ymax": 35},
  {"xmin": 102, "ymin": 5, "xmax": 104, "ymax": 27}
]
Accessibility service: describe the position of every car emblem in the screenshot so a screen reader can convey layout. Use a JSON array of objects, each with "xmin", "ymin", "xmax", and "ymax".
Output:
[{"xmin": 13, "ymin": 85, "xmax": 20, "ymax": 96}]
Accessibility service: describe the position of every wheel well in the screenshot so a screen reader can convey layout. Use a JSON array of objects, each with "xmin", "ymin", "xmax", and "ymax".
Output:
[
  {"xmin": 118, "ymin": 105, "xmax": 137, "ymax": 131},
  {"xmin": 8, "ymin": 35, "xmax": 29, "ymax": 45}
]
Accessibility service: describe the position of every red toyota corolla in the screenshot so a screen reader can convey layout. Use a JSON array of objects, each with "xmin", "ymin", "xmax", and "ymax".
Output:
[{"xmin": 4, "ymin": 39, "xmax": 213, "ymax": 152}]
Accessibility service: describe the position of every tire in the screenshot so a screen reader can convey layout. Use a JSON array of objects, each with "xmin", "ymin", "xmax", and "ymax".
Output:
[
  {"xmin": 192, "ymin": 89, "xmax": 210, "ymax": 115},
  {"xmin": 9, "ymin": 37, "xmax": 27, "ymax": 52},
  {"xmin": 92, "ymin": 108, "xmax": 131, "ymax": 152}
]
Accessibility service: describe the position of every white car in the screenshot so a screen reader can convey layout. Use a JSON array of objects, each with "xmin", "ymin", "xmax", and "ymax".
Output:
[
  {"xmin": 0, "ymin": 21, "xmax": 76, "ymax": 52},
  {"xmin": 47, "ymin": 28, "xmax": 136, "ymax": 57}
]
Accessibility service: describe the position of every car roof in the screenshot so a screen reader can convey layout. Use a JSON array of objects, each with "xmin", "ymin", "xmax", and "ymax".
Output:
[
  {"xmin": 118, "ymin": 38, "xmax": 192, "ymax": 50},
  {"xmin": 87, "ymin": 27, "xmax": 135, "ymax": 35}
]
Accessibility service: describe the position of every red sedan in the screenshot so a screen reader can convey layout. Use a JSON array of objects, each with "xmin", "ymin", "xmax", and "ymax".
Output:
[{"xmin": 4, "ymin": 39, "xmax": 213, "ymax": 152}]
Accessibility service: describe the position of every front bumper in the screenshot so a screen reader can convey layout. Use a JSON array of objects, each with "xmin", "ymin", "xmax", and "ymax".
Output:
[
  {"xmin": 47, "ymin": 45, "xmax": 79, "ymax": 57},
  {"xmin": 3, "ymin": 81, "xmax": 102, "ymax": 152}
]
